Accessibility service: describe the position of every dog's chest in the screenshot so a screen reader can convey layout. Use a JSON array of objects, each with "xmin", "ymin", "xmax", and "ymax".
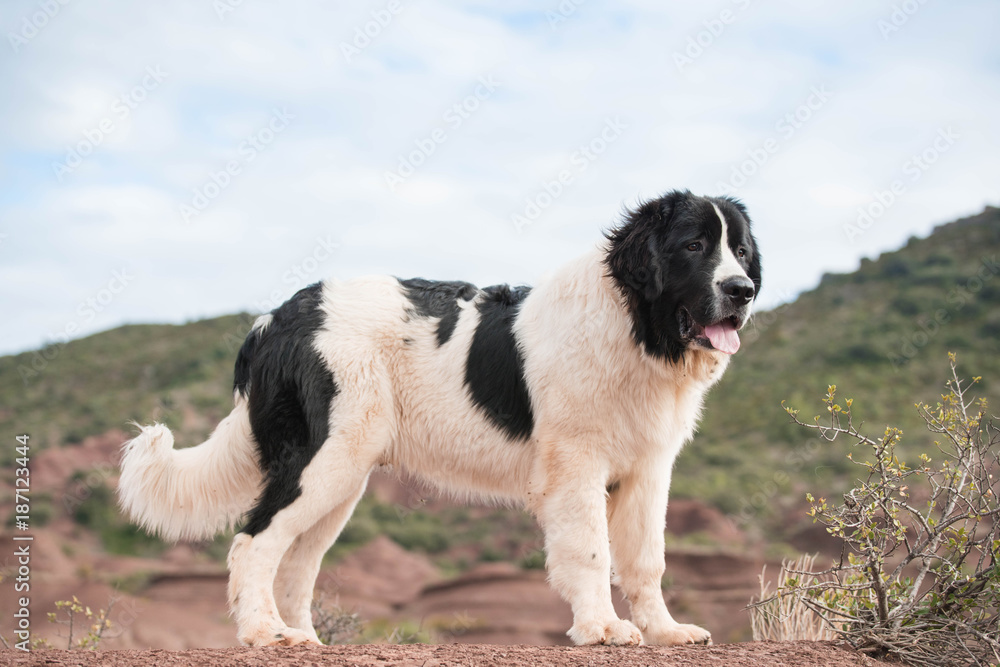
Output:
[{"xmin": 621, "ymin": 369, "xmax": 711, "ymax": 455}]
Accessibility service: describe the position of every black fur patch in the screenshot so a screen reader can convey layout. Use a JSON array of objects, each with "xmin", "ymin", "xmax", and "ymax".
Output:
[
  {"xmin": 605, "ymin": 190, "xmax": 761, "ymax": 361},
  {"xmin": 233, "ymin": 319, "xmax": 260, "ymax": 399},
  {"xmin": 605, "ymin": 191, "xmax": 689, "ymax": 361},
  {"xmin": 398, "ymin": 278, "xmax": 478, "ymax": 346},
  {"xmin": 235, "ymin": 282, "xmax": 339, "ymax": 536},
  {"xmin": 464, "ymin": 284, "xmax": 535, "ymax": 441}
]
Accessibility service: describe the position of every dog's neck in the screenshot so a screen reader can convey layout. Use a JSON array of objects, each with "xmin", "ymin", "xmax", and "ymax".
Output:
[{"xmin": 577, "ymin": 244, "xmax": 732, "ymax": 389}]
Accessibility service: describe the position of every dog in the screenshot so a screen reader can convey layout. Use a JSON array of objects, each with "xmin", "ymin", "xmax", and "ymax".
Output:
[{"xmin": 118, "ymin": 189, "xmax": 761, "ymax": 647}]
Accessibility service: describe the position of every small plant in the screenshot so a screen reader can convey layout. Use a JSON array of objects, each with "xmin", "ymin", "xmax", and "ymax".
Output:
[
  {"xmin": 357, "ymin": 617, "xmax": 431, "ymax": 644},
  {"xmin": 378, "ymin": 620, "xmax": 430, "ymax": 645},
  {"xmin": 425, "ymin": 611, "xmax": 486, "ymax": 640},
  {"xmin": 43, "ymin": 595, "xmax": 118, "ymax": 650},
  {"xmin": 478, "ymin": 546, "xmax": 506, "ymax": 562},
  {"xmin": 750, "ymin": 553, "xmax": 836, "ymax": 642},
  {"xmin": 750, "ymin": 355, "xmax": 1000, "ymax": 667},
  {"xmin": 311, "ymin": 595, "xmax": 362, "ymax": 645},
  {"xmin": 73, "ymin": 482, "xmax": 166, "ymax": 557},
  {"xmin": 519, "ymin": 548, "xmax": 546, "ymax": 570}
]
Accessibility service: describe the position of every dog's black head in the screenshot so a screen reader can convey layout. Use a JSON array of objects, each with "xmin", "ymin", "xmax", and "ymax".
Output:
[{"xmin": 605, "ymin": 190, "xmax": 762, "ymax": 362}]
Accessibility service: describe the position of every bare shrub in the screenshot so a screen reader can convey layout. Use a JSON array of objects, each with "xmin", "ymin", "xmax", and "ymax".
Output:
[
  {"xmin": 311, "ymin": 595, "xmax": 362, "ymax": 645},
  {"xmin": 749, "ymin": 355, "xmax": 1000, "ymax": 666}
]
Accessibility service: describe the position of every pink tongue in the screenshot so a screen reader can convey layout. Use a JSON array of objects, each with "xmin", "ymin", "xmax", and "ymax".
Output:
[{"xmin": 704, "ymin": 322, "xmax": 740, "ymax": 354}]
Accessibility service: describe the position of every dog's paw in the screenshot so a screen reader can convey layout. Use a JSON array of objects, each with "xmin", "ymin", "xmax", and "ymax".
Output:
[
  {"xmin": 272, "ymin": 627, "xmax": 322, "ymax": 647},
  {"xmin": 569, "ymin": 618, "xmax": 643, "ymax": 646},
  {"xmin": 240, "ymin": 625, "xmax": 322, "ymax": 647},
  {"xmin": 644, "ymin": 622, "xmax": 712, "ymax": 646}
]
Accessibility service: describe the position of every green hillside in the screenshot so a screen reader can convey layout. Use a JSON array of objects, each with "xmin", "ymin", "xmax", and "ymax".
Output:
[
  {"xmin": 0, "ymin": 313, "xmax": 256, "ymax": 461},
  {"xmin": 2, "ymin": 206, "xmax": 998, "ymax": 542}
]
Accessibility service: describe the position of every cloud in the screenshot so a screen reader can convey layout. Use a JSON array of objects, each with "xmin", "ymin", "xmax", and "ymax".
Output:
[{"xmin": 0, "ymin": 0, "xmax": 998, "ymax": 354}]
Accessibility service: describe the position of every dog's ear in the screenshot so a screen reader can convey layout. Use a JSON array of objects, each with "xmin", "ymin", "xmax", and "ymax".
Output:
[{"xmin": 605, "ymin": 192, "xmax": 681, "ymax": 301}]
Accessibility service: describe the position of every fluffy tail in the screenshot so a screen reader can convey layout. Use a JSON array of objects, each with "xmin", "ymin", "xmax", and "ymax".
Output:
[{"xmin": 117, "ymin": 400, "xmax": 263, "ymax": 542}]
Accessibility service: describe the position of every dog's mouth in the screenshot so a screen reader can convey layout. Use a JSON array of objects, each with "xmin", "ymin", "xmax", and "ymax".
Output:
[{"xmin": 679, "ymin": 308, "xmax": 742, "ymax": 355}]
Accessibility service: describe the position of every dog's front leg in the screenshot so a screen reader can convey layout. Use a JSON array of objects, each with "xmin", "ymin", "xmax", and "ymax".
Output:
[
  {"xmin": 533, "ymin": 453, "xmax": 642, "ymax": 646},
  {"xmin": 607, "ymin": 463, "xmax": 712, "ymax": 646}
]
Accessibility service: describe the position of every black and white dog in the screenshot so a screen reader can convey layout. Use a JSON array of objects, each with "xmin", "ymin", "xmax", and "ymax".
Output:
[{"xmin": 119, "ymin": 190, "xmax": 761, "ymax": 647}]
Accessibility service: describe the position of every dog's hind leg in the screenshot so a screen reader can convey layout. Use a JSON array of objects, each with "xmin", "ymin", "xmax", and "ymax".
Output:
[
  {"xmin": 228, "ymin": 390, "xmax": 392, "ymax": 647},
  {"xmin": 228, "ymin": 452, "xmax": 380, "ymax": 646},
  {"xmin": 273, "ymin": 480, "xmax": 368, "ymax": 642}
]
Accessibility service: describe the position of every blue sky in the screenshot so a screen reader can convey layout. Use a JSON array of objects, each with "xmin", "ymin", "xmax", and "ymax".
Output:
[{"xmin": 1, "ymin": 0, "xmax": 998, "ymax": 355}]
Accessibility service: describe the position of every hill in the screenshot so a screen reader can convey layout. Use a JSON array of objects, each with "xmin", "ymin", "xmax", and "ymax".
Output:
[
  {"xmin": 0, "ymin": 313, "xmax": 251, "ymax": 462},
  {"xmin": 675, "ymin": 205, "xmax": 1000, "ymax": 536},
  {"xmin": 2, "ymin": 206, "xmax": 999, "ymax": 522},
  {"xmin": 0, "ymin": 205, "xmax": 998, "ymax": 647}
]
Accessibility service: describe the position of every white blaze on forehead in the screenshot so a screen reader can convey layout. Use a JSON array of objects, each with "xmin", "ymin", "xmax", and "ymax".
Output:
[
  {"xmin": 251, "ymin": 313, "xmax": 273, "ymax": 333},
  {"xmin": 711, "ymin": 203, "xmax": 749, "ymax": 284}
]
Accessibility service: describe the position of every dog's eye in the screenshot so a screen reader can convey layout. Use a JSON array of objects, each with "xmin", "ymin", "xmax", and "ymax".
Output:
[
  {"xmin": 737, "ymin": 247, "xmax": 747, "ymax": 258},
  {"xmin": 686, "ymin": 242, "xmax": 703, "ymax": 252}
]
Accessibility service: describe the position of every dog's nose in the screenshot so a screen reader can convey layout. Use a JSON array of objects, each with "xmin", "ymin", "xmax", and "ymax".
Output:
[{"xmin": 720, "ymin": 276, "xmax": 755, "ymax": 305}]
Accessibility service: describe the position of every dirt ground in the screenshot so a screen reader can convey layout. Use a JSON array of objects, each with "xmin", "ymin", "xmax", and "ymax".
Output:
[{"xmin": 5, "ymin": 641, "xmax": 879, "ymax": 667}]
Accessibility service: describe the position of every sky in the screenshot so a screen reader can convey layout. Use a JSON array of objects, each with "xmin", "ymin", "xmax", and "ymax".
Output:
[{"xmin": 1, "ymin": 0, "xmax": 998, "ymax": 356}]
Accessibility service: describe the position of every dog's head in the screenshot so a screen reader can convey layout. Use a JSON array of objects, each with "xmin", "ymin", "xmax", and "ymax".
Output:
[{"xmin": 605, "ymin": 190, "xmax": 762, "ymax": 362}]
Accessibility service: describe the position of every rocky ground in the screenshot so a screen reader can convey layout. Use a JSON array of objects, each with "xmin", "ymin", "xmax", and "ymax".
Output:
[{"xmin": 5, "ymin": 641, "xmax": 880, "ymax": 667}]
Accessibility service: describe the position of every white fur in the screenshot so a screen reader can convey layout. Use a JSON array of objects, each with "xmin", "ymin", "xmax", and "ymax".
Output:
[
  {"xmin": 711, "ymin": 202, "xmax": 749, "ymax": 286},
  {"xmin": 251, "ymin": 312, "xmax": 273, "ymax": 333},
  {"xmin": 117, "ymin": 400, "xmax": 263, "ymax": 542}
]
